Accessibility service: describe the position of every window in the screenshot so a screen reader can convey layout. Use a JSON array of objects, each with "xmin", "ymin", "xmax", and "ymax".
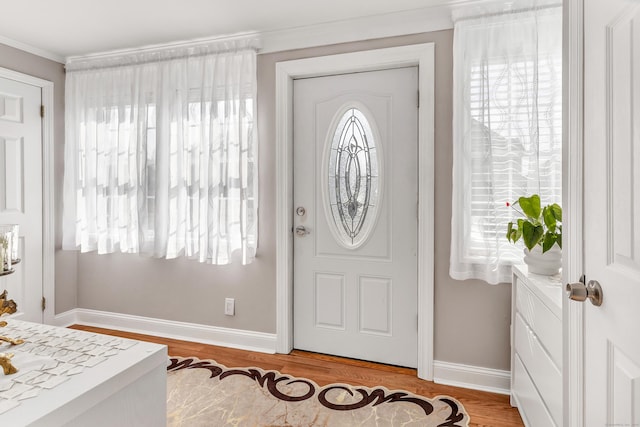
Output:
[
  {"xmin": 450, "ymin": 6, "xmax": 562, "ymax": 284},
  {"xmin": 63, "ymin": 41, "xmax": 259, "ymax": 265}
]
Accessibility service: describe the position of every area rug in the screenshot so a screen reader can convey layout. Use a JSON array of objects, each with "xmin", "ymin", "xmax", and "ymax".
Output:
[{"xmin": 167, "ymin": 356, "xmax": 470, "ymax": 426}]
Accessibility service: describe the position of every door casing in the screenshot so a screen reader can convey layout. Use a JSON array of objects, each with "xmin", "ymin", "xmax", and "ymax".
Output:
[
  {"xmin": 563, "ymin": 0, "xmax": 585, "ymax": 425},
  {"xmin": 0, "ymin": 67, "xmax": 55, "ymax": 324},
  {"xmin": 275, "ymin": 43, "xmax": 435, "ymax": 380}
]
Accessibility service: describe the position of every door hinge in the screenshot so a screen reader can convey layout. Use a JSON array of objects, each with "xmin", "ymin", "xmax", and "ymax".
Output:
[
  {"xmin": 41, "ymin": 296, "xmax": 46, "ymax": 311},
  {"xmin": 417, "ymin": 90, "xmax": 420, "ymax": 108},
  {"xmin": 40, "ymin": 105, "xmax": 44, "ymax": 118}
]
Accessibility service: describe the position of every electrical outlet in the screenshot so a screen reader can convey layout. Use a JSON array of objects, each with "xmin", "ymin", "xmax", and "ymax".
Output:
[{"xmin": 224, "ymin": 298, "xmax": 235, "ymax": 316}]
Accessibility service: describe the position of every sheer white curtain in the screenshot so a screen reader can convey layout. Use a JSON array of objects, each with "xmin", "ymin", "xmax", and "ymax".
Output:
[
  {"xmin": 63, "ymin": 39, "xmax": 259, "ymax": 265},
  {"xmin": 450, "ymin": 4, "xmax": 562, "ymax": 284}
]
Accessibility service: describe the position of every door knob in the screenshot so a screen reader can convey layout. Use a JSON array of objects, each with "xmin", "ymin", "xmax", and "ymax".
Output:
[
  {"xmin": 566, "ymin": 279, "xmax": 603, "ymax": 306},
  {"xmin": 295, "ymin": 226, "xmax": 310, "ymax": 236}
]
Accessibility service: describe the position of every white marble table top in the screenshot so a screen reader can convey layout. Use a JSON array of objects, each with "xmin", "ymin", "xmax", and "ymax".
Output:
[{"xmin": 0, "ymin": 319, "xmax": 166, "ymax": 424}]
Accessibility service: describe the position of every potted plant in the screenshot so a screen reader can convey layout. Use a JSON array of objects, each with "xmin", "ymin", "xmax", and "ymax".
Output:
[{"xmin": 506, "ymin": 194, "xmax": 562, "ymax": 275}]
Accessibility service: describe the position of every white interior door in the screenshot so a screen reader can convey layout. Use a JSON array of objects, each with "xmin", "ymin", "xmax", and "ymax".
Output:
[
  {"xmin": 293, "ymin": 67, "xmax": 418, "ymax": 368},
  {"xmin": 0, "ymin": 77, "xmax": 43, "ymax": 323},
  {"xmin": 581, "ymin": 0, "xmax": 640, "ymax": 423}
]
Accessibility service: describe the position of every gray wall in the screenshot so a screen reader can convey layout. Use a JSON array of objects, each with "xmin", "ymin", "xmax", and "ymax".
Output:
[
  {"xmin": 0, "ymin": 44, "xmax": 77, "ymax": 314},
  {"xmin": 3, "ymin": 28, "xmax": 513, "ymax": 370},
  {"xmin": 74, "ymin": 30, "xmax": 513, "ymax": 370}
]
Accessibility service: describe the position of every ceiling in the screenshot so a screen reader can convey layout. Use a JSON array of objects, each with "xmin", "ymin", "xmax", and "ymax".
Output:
[{"xmin": 0, "ymin": 0, "xmax": 453, "ymax": 60}]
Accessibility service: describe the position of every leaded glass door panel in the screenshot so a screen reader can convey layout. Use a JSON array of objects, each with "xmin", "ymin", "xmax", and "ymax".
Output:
[
  {"xmin": 293, "ymin": 67, "xmax": 418, "ymax": 368},
  {"xmin": 326, "ymin": 105, "xmax": 381, "ymax": 249}
]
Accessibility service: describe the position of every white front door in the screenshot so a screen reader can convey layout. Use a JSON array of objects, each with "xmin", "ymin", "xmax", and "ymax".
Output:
[
  {"xmin": 0, "ymin": 77, "xmax": 43, "ymax": 323},
  {"xmin": 581, "ymin": 0, "xmax": 640, "ymax": 423},
  {"xmin": 293, "ymin": 67, "xmax": 418, "ymax": 368}
]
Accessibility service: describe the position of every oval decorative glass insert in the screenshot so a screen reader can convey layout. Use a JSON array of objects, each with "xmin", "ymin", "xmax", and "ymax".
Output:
[{"xmin": 327, "ymin": 107, "xmax": 380, "ymax": 248}]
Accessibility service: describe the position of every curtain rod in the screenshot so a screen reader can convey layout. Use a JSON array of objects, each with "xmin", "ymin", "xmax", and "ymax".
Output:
[{"xmin": 66, "ymin": 33, "xmax": 261, "ymax": 72}]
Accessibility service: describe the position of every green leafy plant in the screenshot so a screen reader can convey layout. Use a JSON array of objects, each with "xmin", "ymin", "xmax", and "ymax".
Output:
[{"xmin": 506, "ymin": 194, "xmax": 562, "ymax": 252}]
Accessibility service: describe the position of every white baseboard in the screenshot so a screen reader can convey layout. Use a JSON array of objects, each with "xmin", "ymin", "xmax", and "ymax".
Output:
[
  {"xmin": 433, "ymin": 360, "xmax": 511, "ymax": 395},
  {"xmin": 52, "ymin": 310, "xmax": 78, "ymax": 328},
  {"xmin": 51, "ymin": 310, "xmax": 510, "ymax": 394},
  {"xmin": 52, "ymin": 308, "xmax": 277, "ymax": 354}
]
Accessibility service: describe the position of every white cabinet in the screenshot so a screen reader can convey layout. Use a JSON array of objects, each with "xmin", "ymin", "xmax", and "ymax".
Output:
[{"xmin": 511, "ymin": 265, "xmax": 563, "ymax": 427}]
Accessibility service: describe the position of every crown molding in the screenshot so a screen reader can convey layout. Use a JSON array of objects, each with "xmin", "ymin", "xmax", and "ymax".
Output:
[
  {"xmin": 5, "ymin": 1, "xmax": 489, "ymax": 65},
  {"xmin": 64, "ymin": 2, "xmax": 486, "ymax": 64},
  {"xmin": 65, "ymin": 3, "xmax": 459, "ymax": 64},
  {"xmin": 0, "ymin": 34, "xmax": 65, "ymax": 64},
  {"xmin": 259, "ymin": 3, "xmax": 457, "ymax": 54}
]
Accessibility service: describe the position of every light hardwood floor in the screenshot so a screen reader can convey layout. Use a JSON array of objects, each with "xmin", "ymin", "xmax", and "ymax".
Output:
[{"xmin": 70, "ymin": 325, "xmax": 524, "ymax": 427}]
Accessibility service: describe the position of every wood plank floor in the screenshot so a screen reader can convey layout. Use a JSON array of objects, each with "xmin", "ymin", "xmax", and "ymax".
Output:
[{"xmin": 70, "ymin": 325, "xmax": 524, "ymax": 427}]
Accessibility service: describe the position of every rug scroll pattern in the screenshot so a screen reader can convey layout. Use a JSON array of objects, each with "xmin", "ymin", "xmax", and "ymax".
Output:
[{"xmin": 167, "ymin": 357, "xmax": 470, "ymax": 427}]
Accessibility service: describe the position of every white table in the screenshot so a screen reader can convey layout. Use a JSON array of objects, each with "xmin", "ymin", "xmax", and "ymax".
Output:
[{"xmin": 0, "ymin": 320, "xmax": 167, "ymax": 426}]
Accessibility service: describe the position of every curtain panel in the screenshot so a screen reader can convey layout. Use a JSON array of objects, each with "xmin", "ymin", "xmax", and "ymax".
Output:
[
  {"xmin": 450, "ymin": 5, "xmax": 562, "ymax": 284},
  {"xmin": 63, "ymin": 40, "xmax": 259, "ymax": 265}
]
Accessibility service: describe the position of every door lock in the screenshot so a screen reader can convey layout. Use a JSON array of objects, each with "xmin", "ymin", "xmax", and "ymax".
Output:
[
  {"xmin": 296, "ymin": 207, "xmax": 306, "ymax": 216},
  {"xmin": 295, "ymin": 226, "xmax": 310, "ymax": 236}
]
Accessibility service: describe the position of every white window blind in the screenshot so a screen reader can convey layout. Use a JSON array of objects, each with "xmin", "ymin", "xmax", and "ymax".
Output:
[
  {"xmin": 450, "ymin": 5, "xmax": 562, "ymax": 284},
  {"xmin": 63, "ymin": 40, "xmax": 259, "ymax": 265}
]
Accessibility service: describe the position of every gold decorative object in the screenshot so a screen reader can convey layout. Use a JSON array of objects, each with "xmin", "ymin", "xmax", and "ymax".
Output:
[
  {"xmin": 0, "ymin": 290, "xmax": 17, "ymax": 317},
  {"xmin": 0, "ymin": 334, "xmax": 23, "ymax": 346},
  {"xmin": 0, "ymin": 352, "xmax": 18, "ymax": 375},
  {"xmin": 0, "ymin": 288, "xmax": 22, "ymax": 374},
  {"xmin": 0, "ymin": 291, "xmax": 22, "ymax": 346}
]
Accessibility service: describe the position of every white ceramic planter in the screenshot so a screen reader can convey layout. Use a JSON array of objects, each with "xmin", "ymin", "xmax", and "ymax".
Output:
[{"xmin": 523, "ymin": 245, "xmax": 562, "ymax": 275}]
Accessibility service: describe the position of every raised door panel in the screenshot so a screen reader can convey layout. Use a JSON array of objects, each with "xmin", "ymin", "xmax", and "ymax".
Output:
[
  {"xmin": 607, "ymin": 5, "xmax": 640, "ymax": 272},
  {"xmin": 358, "ymin": 276, "xmax": 392, "ymax": 336},
  {"xmin": 608, "ymin": 344, "xmax": 640, "ymax": 423},
  {"xmin": 0, "ymin": 137, "xmax": 24, "ymax": 213},
  {"xmin": 0, "ymin": 91, "xmax": 23, "ymax": 122},
  {"xmin": 314, "ymin": 273, "xmax": 345, "ymax": 330}
]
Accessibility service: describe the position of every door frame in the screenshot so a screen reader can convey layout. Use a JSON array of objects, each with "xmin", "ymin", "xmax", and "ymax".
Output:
[
  {"xmin": 563, "ymin": 0, "xmax": 585, "ymax": 425},
  {"xmin": 275, "ymin": 43, "xmax": 435, "ymax": 379},
  {"xmin": 0, "ymin": 67, "xmax": 55, "ymax": 324}
]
